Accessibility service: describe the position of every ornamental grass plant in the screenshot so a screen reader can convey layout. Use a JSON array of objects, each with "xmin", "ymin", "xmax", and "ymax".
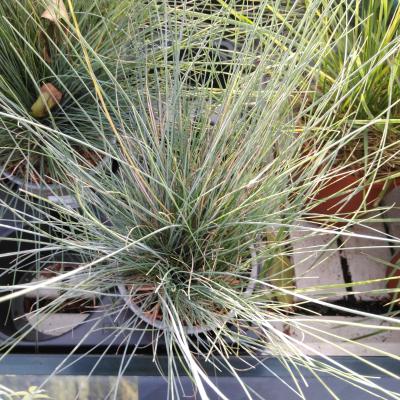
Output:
[
  {"xmin": 0, "ymin": 1, "xmax": 400, "ymax": 400},
  {"xmin": 307, "ymin": 0, "xmax": 400, "ymax": 181},
  {"xmin": 0, "ymin": 0, "xmax": 129, "ymax": 187}
]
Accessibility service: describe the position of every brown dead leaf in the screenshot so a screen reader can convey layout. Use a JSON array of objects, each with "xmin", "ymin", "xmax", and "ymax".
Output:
[
  {"xmin": 41, "ymin": 0, "xmax": 70, "ymax": 24},
  {"xmin": 31, "ymin": 83, "xmax": 63, "ymax": 118},
  {"xmin": 39, "ymin": 0, "xmax": 69, "ymax": 63}
]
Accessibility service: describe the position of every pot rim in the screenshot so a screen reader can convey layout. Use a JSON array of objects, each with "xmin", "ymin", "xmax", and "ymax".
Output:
[
  {"xmin": 0, "ymin": 139, "xmax": 115, "ymax": 193},
  {"xmin": 10, "ymin": 256, "xmax": 98, "ymax": 342}
]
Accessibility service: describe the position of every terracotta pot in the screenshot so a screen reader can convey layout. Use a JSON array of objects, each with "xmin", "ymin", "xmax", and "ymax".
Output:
[
  {"xmin": 308, "ymin": 170, "xmax": 387, "ymax": 220},
  {"xmin": 387, "ymin": 253, "xmax": 400, "ymax": 300}
]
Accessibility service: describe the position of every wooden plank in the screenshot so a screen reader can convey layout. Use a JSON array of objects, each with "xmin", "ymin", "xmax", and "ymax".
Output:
[
  {"xmin": 290, "ymin": 222, "xmax": 345, "ymax": 301},
  {"xmin": 271, "ymin": 316, "xmax": 400, "ymax": 356},
  {"xmin": 342, "ymin": 221, "xmax": 391, "ymax": 301}
]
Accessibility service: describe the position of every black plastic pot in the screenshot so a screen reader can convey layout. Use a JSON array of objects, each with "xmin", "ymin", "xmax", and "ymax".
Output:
[
  {"xmin": 0, "ymin": 246, "xmax": 157, "ymax": 351},
  {"xmin": 0, "ymin": 140, "xmax": 116, "ymax": 210},
  {"xmin": 0, "ymin": 187, "xmax": 257, "ymax": 354}
]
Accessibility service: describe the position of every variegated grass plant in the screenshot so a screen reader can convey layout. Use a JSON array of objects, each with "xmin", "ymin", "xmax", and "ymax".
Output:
[
  {"xmin": 0, "ymin": 0, "xmax": 129, "ymax": 187},
  {"xmin": 1, "ymin": 1, "xmax": 400, "ymax": 399},
  {"xmin": 305, "ymin": 0, "xmax": 400, "ymax": 181}
]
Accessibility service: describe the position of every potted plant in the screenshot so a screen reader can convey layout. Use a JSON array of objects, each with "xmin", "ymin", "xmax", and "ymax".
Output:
[
  {"xmin": 117, "ymin": 244, "xmax": 260, "ymax": 335},
  {"xmin": 302, "ymin": 0, "xmax": 400, "ymax": 220},
  {"xmin": 0, "ymin": 236, "xmax": 100, "ymax": 341},
  {"xmin": 11, "ymin": 2, "xmax": 400, "ymax": 397},
  {"xmin": 2, "ymin": 1, "xmax": 400, "ymax": 399},
  {"xmin": 10, "ymin": 256, "xmax": 98, "ymax": 342},
  {"xmin": 0, "ymin": 0, "xmax": 128, "ymax": 203},
  {"xmin": 0, "ymin": 239, "xmax": 140, "ymax": 351}
]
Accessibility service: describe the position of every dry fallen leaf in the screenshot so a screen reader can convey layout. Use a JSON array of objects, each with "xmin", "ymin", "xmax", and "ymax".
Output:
[
  {"xmin": 41, "ymin": 0, "xmax": 70, "ymax": 24},
  {"xmin": 39, "ymin": 0, "xmax": 70, "ymax": 63},
  {"xmin": 31, "ymin": 83, "xmax": 63, "ymax": 118}
]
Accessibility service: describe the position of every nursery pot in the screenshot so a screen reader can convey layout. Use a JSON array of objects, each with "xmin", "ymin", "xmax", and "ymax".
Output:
[
  {"xmin": 1, "ymin": 142, "xmax": 115, "ymax": 209},
  {"xmin": 0, "ymin": 241, "xmax": 152, "ymax": 350},
  {"xmin": 6, "ymin": 255, "xmax": 98, "ymax": 342},
  {"xmin": 1, "ymin": 171, "xmax": 78, "ymax": 207},
  {"xmin": 307, "ymin": 170, "xmax": 388, "ymax": 221},
  {"xmin": 117, "ymin": 249, "xmax": 261, "ymax": 335}
]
